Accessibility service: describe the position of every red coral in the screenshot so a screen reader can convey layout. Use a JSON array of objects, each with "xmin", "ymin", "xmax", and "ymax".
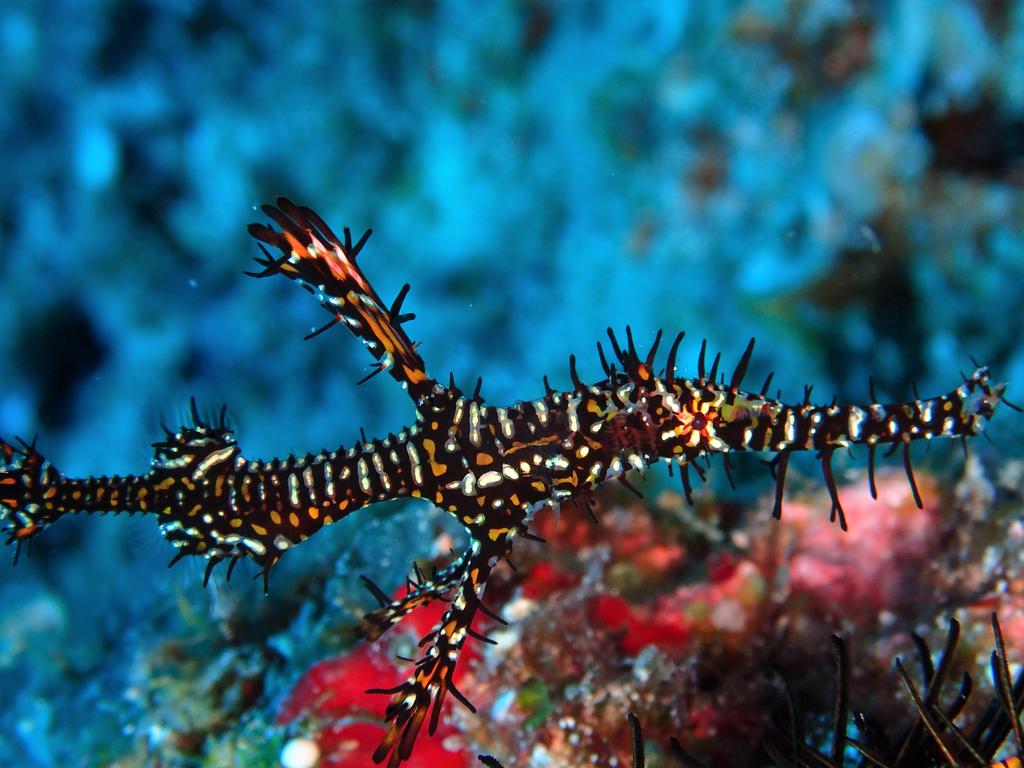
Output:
[
  {"xmin": 314, "ymin": 720, "xmax": 469, "ymax": 768},
  {"xmin": 588, "ymin": 593, "xmax": 691, "ymax": 655},
  {"xmin": 656, "ymin": 558, "xmax": 767, "ymax": 648},
  {"xmin": 534, "ymin": 502, "xmax": 686, "ymax": 582},
  {"xmin": 278, "ymin": 593, "xmax": 476, "ymax": 767},
  {"xmin": 521, "ymin": 561, "xmax": 578, "ymax": 599},
  {"xmin": 278, "ymin": 649, "xmax": 396, "ymax": 724}
]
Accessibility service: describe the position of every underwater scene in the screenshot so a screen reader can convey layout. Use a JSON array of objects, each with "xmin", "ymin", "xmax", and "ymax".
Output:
[{"xmin": 2, "ymin": 2, "xmax": 1024, "ymax": 766}]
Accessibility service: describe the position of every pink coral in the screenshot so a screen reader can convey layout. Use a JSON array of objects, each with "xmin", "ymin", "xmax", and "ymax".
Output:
[{"xmin": 773, "ymin": 469, "xmax": 941, "ymax": 620}]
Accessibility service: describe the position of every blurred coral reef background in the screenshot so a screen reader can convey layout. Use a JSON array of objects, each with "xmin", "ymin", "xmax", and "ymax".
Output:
[{"xmin": 0, "ymin": 1, "xmax": 1022, "ymax": 766}]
